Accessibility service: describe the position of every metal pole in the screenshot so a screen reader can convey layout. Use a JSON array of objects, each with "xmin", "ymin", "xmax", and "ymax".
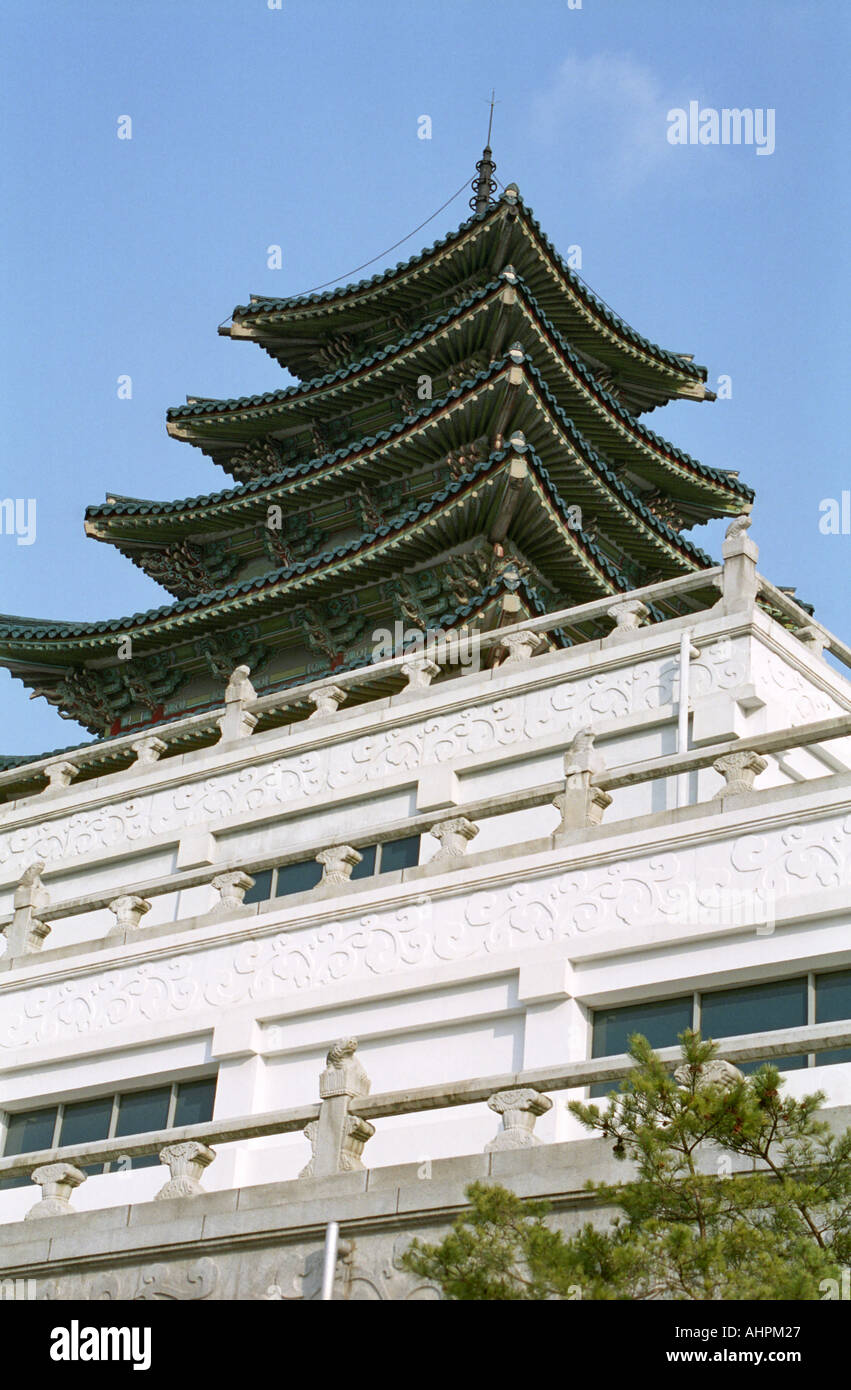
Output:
[
  {"xmin": 676, "ymin": 630, "xmax": 691, "ymax": 809},
  {"xmin": 320, "ymin": 1221, "xmax": 339, "ymax": 1301}
]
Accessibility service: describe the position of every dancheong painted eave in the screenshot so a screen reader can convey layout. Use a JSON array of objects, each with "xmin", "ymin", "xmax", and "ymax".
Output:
[
  {"xmin": 223, "ymin": 188, "xmax": 709, "ymax": 414},
  {"xmin": 167, "ymin": 275, "xmax": 737, "ymax": 509}
]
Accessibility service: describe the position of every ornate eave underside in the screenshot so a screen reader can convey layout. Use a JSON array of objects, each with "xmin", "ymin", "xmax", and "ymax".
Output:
[
  {"xmin": 169, "ymin": 281, "xmax": 731, "ymax": 509},
  {"xmin": 92, "ymin": 368, "xmax": 727, "ymax": 603},
  {"xmin": 2, "ymin": 446, "xmax": 679, "ymax": 732},
  {"xmin": 224, "ymin": 191, "xmax": 708, "ymax": 413}
]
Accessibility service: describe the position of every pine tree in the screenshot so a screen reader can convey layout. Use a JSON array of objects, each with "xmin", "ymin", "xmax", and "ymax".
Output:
[{"xmin": 402, "ymin": 1032, "xmax": 851, "ymax": 1300}]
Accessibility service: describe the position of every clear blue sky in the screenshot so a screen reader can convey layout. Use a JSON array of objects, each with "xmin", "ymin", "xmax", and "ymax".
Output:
[{"xmin": 0, "ymin": 0, "xmax": 847, "ymax": 754}]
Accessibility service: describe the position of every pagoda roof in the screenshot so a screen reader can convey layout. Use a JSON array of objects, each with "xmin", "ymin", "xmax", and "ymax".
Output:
[
  {"xmin": 224, "ymin": 189, "xmax": 707, "ymax": 413},
  {"xmin": 167, "ymin": 282, "xmax": 744, "ymax": 518},
  {"xmin": 3, "ymin": 444, "xmax": 634, "ymax": 645},
  {"xmin": 91, "ymin": 363, "xmax": 722, "ymax": 603},
  {"xmin": 3, "ymin": 444, "xmax": 658, "ymax": 718}
]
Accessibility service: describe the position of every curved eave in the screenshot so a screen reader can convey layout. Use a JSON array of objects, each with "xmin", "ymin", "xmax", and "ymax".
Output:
[
  {"xmin": 88, "ymin": 364, "xmax": 733, "ymax": 593},
  {"xmin": 164, "ymin": 324, "xmax": 749, "ymax": 513},
  {"xmin": 226, "ymin": 191, "xmax": 704, "ymax": 404},
  {"xmin": 0, "ymin": 449, "xmax": 633, "ymax": 671}
]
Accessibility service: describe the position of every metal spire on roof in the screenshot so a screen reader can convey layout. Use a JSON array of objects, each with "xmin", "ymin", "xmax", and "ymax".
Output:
[{"xmin": 471, "ymin": 90, "xmax": 499, "ymax": 214}]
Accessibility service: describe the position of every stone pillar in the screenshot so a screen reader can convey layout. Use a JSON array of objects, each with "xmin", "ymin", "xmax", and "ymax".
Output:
[
  {"xmin": 428, "ymin": 816, "xmax": 479, "ymax": 865},
  {"xmin": 553, "ymin": 729, "xmax": 612, "ymax": 834},
  {"xmin": 315, "ymin": 845, "xmax": 362, "ymax": 885},
  {"xmin": 156, "ymin": 1141, "xmax": 216, "ymax": 1199},
  {"xmin": 721, "ymin": 515, "xmax": 758, "ymax": 612},
  {"xmin": 712, "ymin": 750, "xmax": 768, "ymax": 798},
  {"xmin": 497, "ymin": 630, "xmax": 548, "ymax": 667},
  {"xmin": 308, "ymin": 684, "xmax": 346, "ymax": 719},
  {"xmin": 485, "ymin": 1089, "xmax": 553, "ymax": 1151},
  {"xmin": 4, "ymin": 862, "xmax": 51, "ymax": 957},
  {"xmin": 210, "ymin": 870, "xmax": 255, "ymax": 914},
  {"xmin": 217, "ymin": 664, "xmax": 258, "ymax": 742},
  {"xmin": 131, "ymin": 735, "xmax": 167, "ymax": 767},
  {"xmin": 107, "ymin": 895, "xmax": 151, "ymax": 936},
  {"xmin": 26, "ymin": 1163, "xmax": 86, "ymax": 1219},
  {"xmin": 300, "ymin": 1039, "xmax": 374, "ymax": 1179},
  {"xmin": 42, "ymin": 759, "xmax": 76, "ymax": 794},
  {"xmin": 400, "ymin": 657, "xmax": 440, "ymax": 691},
  {"xmin": 606, "ymin": 598, "xmax": 649, "ymax": 634}
]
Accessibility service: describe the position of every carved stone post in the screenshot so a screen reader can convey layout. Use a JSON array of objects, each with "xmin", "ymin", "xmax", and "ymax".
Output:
[
  {"xmin": 553, "ymin": 729, "xmax": 612, "ymax": 834},
  {"xmin": 210, "ymin": 870, "xmax": 255, "ymax": 913},
  {"xmin": 217, "ymin": 665, "xmax": 258, "ymax": 741},
  {"xmin": 131, "ymin": 735, "xmax": 167, "ymax": 767},
  {"xmin": 308, "ymin": 684, "xmax": 346, "ymax": 719},
  {"xmin": 721, "ymin": 515, "xmax": 758, "ymax": 612},
  {"xmin": 315, "ymin": 845, "xmax": 362, "ymax": 885},
  {"xmin": 4, "ymin": 862, "xmax": 51, "ymax": 957},
  {"xmin": 300, "ymin": 1039, "xmax": 374, "ymax": 1179},
  {"xmin": 107, "ymin": 895, "xmax": 152, "ymax": 936},
  {"xmin": 606, "ymin": 598, "xmax": 649, "ymax": 634},
  {"xmin": 400, "ymin": 657, "xmax": 440, "ymax": 691},
  {"xmin": 485, "ymin": 1089, "xmax": 553, "ymax": 1151},
  {"xmin": 795, "ymin": 625, "xmax": 828, "ymax": 658},
  {"xmin": 712, "ymin": 750, "xmax": 768, "ymax": 798},
  {"xmin": 497, "ymin": 629, "xmax": 548, "ymax": 667},
  {"xmin": 429, "ymin": 816, "xmax": 479, "ymax": 864},
  {"xmin": 26, "ymin": 1163, "xmax": 86, "ymax": 1220},
  {"xmin": 42, "ymin": 759, "xmax": 76, "ymax": 794},
  {"xmin": 673, "ymin": 1058, "xmax": 743, "ymax": 1092},
  {"xmin": 156, "ymin": 1141, "xmax": 216, "ymax": 1199}
]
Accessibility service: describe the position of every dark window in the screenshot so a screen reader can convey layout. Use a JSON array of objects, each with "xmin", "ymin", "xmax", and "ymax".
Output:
[
  {"xmin": 816, "ymin": 968, "xmax": 851, "ymax": 1067},
  {"xmin": 1, "ymin": 1077, "xmax": 217, "ymax": 1186},
  {"xmin": 114, "ymin": 1087, "xmax": 171, "ymax": 1170},
  {"xmin": 701, "ymin": 978, "xmax": 807, "ymax": 1073},
  {"xmin": 350, "ymin": 845, "xmax": 377, "ymax": 880},
  {"xmin": 380, "ymin": 835, "xmax": 420, "ymax": 873},
  {"xmin": 243, "ymin": 869, "xmax": 274, "ymax": 905},
  {"xmin": 275, "ymin": 859, "xmax": 323, "ymax": 898},
  {"xmin": 244, "ymin": 835, "xmax": 421, "ymax": 903},
  {"xmin": 1, "ymin": 1108, "xmax": 57, "ymax": 1190},
  {"xmin": 59, "ymin": 1097, "xmax": 114, "ymax": 1177},
  {"xmin": 591, "ymin": 996, "xmax": 693, "ymax": 1096},
  {"xmin": 173, "ymin": 1077, "xmax": 218, "ymax": 1128}
]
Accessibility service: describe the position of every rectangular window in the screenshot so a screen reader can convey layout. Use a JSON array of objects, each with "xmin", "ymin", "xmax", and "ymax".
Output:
[
  {"xmin": 350, "ymin": 845, "xmax": 377, "ymax": 880},
  {"xmin": 700, "ymin": 978, "xmax": 808, "ymax": 1072},
  {"xmin": 244, "ymin": 834, "xmax": 421, "ymax": 904},
  {"xmin": 274, "ymin": 859, "xmax": 323, "ymax": 898},
  {"xmin": 1, "ymin": 1076, "xmax": 217, "ymax": 1187},
  {"xmin": 1, "ymin": 1108, "xmax": 58, "ymax": 1190},
  {"xmin": 815, "ymin": 968, "xmax": 851, "ymax": 1067},
  {"xmin": 59, "ymin": 1096, "xmax": 114, "ymax": 1177},
  {"xmin": 590, "ymin": 995, "xmax": 693, "ymax": 1096},
  {"xmin": 113, "ymin": 1086, "xmax": 171, "ymax": 1170},
  {"xmin": 379, "ymin": 835, "xmax": 420, "ymax": 873},
  {"xmin": 243, "ymin": 869, "xmax": 274, "ymax": 905}
]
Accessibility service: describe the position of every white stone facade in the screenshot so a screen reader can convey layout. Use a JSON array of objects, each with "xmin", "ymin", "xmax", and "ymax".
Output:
[{"xmin": 1, "ymin": 564, "xmax": 850, "ymax": 1227}]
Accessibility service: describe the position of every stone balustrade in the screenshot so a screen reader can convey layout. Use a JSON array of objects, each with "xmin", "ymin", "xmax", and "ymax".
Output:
[
  {"xmin": 3, "ymin": 1023, "xmax": 850, "ymax": 1220},
  {"xmin": 0, "ymin": 563, "xmax": 747, "ymax": 807},
  {"xmin": 2, "ymin": 707, "xmax": 851, "ymax": 961}
]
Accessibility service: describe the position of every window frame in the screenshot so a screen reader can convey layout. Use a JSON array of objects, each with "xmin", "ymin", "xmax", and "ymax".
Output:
[
  {"xmin": 1, "ymin": 1074, "xmax": 218, "ymax": 1180},
  {"xmin": 588, "ymin": 966, "xmax": 851, "ymax": 1083}
]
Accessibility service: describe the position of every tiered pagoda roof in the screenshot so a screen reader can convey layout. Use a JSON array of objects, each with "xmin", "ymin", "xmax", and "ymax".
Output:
[{"xmin": 0, "ymin": 164, "xmax": 753, "ymax": 739}]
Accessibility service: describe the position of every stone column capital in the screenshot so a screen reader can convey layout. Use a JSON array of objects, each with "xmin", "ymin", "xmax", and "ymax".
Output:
[
  {"xmin": 26, "ymin": 1163, "xmax": 86, "ymax": 1220},
  {"xmin": 316, "ymin": 845, "xmax": 362, "ymax": 884},
  {"xmin": 156, "ymin": 1141, "xmax": 216, "ymax": 1199}
]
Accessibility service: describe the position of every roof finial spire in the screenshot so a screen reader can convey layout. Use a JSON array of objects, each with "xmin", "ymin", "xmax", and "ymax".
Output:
[{"xmin": 471, "ymin": 90, "xmax": 499, "ymax": 214}]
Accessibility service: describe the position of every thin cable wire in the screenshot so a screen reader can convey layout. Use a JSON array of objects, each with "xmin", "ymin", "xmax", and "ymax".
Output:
[{"xmin": 218, "ymin": 175, "xmax": 473, "ymax": 328}]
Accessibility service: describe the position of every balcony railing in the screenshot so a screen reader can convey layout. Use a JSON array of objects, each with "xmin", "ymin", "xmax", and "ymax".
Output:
[{"xmin": 1, "ymin": 1023, "xmax": 850, "ymax": 1219}]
